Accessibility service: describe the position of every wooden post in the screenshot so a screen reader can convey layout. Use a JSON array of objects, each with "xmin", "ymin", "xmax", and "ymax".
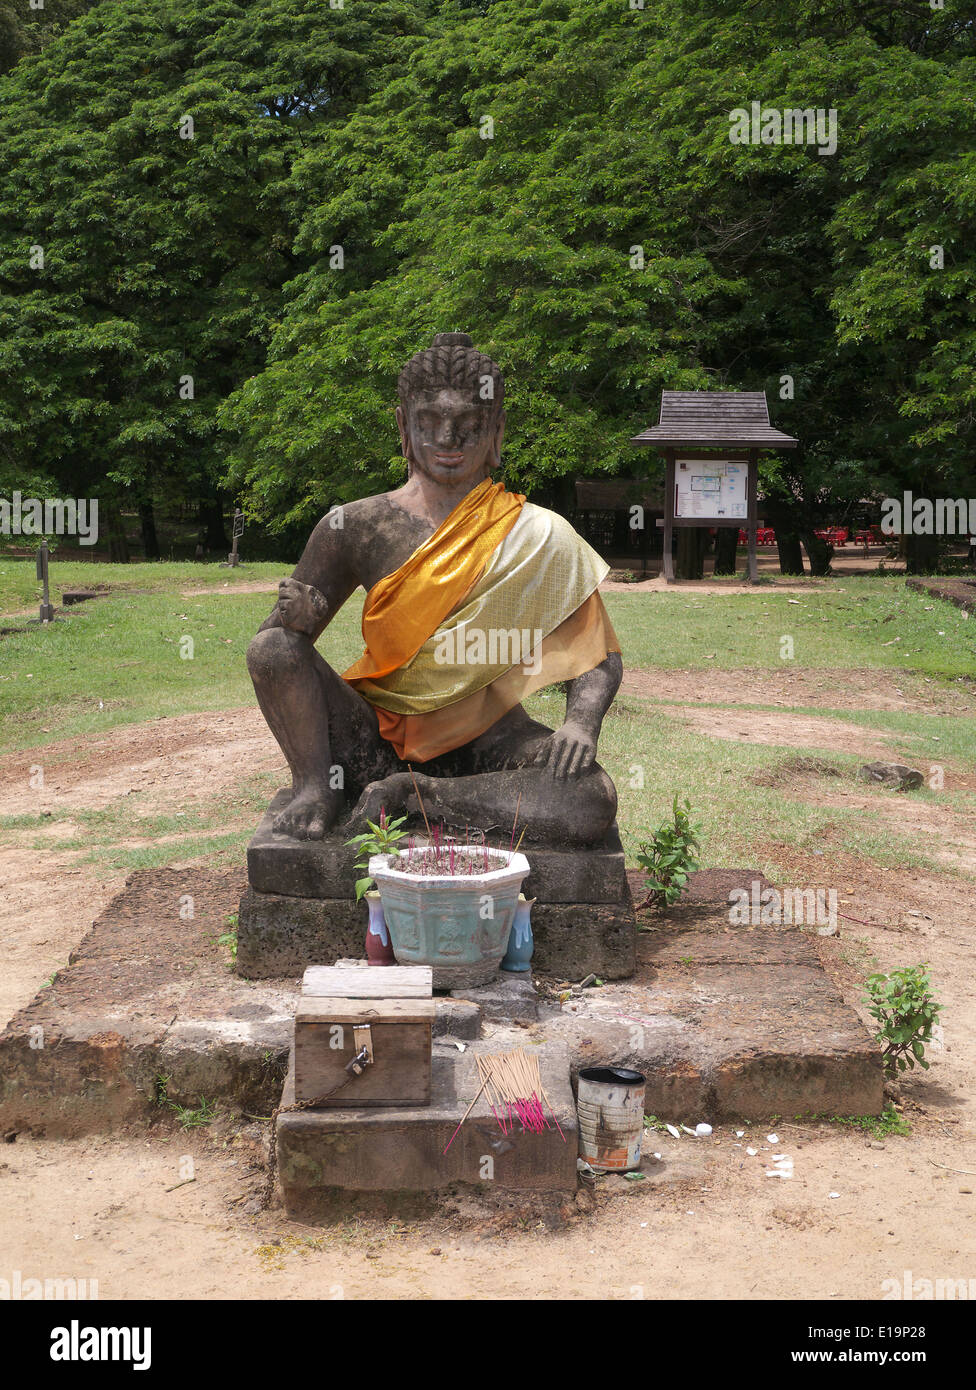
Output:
[
  {"xmin": 747, "ymin": 449, "xmax": 759, "ymax": 584},
  {"xmin": 225, "ymin": 509, "xmax": 244, "ymax": 568},
  {"xmin": 36, "ymin": 540, "xmax": 55, "ymax": 623},
  {"xmin": 663, "ymin": 450, "xmax": 676, "ymax": 584}
]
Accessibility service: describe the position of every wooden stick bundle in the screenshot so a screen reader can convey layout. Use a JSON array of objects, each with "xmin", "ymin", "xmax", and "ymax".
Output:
[
  {"xmin": 475, "ymin": 1049, "xmax": 566, "ymax": 1142},
  {"xmin": 443, "ymin": 1049, "xmax": 568, "ymax": 1154}
]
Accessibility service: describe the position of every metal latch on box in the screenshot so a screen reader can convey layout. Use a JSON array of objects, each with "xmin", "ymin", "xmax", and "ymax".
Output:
[{"xmin": 344, "ymin": 1023, "xmax": 374, "ymax": 1077}]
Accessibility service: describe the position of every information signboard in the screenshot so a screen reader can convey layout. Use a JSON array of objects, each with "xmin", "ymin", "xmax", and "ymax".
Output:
[{"xmin": 674, "ymin": 459, "xmax": 747, "ymax": 521}]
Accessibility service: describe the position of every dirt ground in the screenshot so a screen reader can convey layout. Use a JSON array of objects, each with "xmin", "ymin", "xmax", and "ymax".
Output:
[{"xmin": 2, "ymin": 669, "xmax": 975, "ymax": 1299}]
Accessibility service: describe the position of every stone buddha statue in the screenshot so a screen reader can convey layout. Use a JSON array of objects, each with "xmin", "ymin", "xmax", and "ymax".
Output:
[{"xmin": 246, "ymin": 332, "xmax": 623, "ymax": 847}]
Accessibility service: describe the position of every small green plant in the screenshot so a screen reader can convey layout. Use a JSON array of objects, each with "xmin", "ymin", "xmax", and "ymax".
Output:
[
  {"xmin": 635, "ymin": 795, "xmax": 702, "ymax": 909},
  {"xmin": 169, "ymin": 1097, "xmax": 216, "ymax": 1129},
  {"xmin": 153, "ymin": 1072, "xmax": 171, "ymax": 1107},
  {"xmin": 215, "ymin": 911, "xmax": 238, "ymax": 960},
  {"xmin": 345, "ymin": 808, "xmax": 408, "ymax": 901},
  {"xmin": 863, "ymin": 964, "xmax": 942, "ymax": 1075},
  {"xmin": 829, "ymin": 1104, "xmax": 912, "ymax": 1140}
]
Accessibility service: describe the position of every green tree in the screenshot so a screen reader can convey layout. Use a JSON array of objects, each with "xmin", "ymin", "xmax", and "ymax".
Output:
[
  {"xmin": 223, "ymin": 0, "xmax": 976, "ymax": 565},
  {"xmin": 0, "ymin": 0, "xmax": 429, "ymax": 552}
]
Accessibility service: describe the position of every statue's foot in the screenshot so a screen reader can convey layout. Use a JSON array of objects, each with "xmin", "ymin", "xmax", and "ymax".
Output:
[{"xmin": 272, "ymin": 786, "xmax": 343, "ymax": 841}]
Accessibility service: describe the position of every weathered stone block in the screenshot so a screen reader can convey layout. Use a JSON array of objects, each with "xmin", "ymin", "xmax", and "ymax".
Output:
[
  {"xmin": 450, "ymin": 973, "xmax": 539, "ymax": 1022},
  {"xmin": 275, "ymin": 1040, "xmax": 578, "ymax": 1216},
  {"xmin": 238, "ymin": 887, "xmax": 636, "ymax": 983},
  {"xmin": 247, "ymin": 790, "xmax": 630, "ymax": 904},
  {"xmin": 530, "ymin": 901, "xmax": 636, "ymax": 980},
  {"xmin": 237, "ymin": 887, "xmax": 364, "ymax": 979}
]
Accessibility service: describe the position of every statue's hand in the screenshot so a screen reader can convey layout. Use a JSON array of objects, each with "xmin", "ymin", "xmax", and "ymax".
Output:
[
  {"xmin": 532, "ymin": 720, "xmax": 597, "ymax": 779},
  {"xmin": 277, "ymin": 578, "xmax": 328, "ymax": 635}
]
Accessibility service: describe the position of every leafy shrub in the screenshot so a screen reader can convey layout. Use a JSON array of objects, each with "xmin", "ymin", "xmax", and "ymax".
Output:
[
  {"xmin": 636, "ymin": 795, "xmax": 702, "ymax": 909},
  {"xmin": 863, "ymin": 965, "xmax": 942, "ymax": 1075}
]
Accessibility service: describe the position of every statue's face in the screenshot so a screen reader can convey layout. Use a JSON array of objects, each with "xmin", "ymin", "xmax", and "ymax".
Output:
[{"xmin": 397, "ymin": 387, "xmax": 504, "ymax": 488}]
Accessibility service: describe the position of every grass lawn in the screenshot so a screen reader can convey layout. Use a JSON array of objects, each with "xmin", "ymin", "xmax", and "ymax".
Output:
[
  {"xmin": 605, "ymin": 577, "xmax": 976, "ymax": 678},
  {"xmin": 1, "ymin": 559, "xmax": 973, "ymax": 882}
]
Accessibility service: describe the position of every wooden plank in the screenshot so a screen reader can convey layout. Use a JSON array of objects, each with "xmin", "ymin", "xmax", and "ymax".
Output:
[
  {"xmin": 296, "ymin": 996, "xmax": 436, "ymax": 1025},
  {"xmin": 302, "ymin": 964, "xmax": 432, "ymax": 999}
]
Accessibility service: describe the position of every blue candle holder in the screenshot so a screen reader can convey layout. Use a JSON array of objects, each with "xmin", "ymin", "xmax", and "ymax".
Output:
[{"xmin": 501, "ymin": 895, "xmax": 535, "ymax": 973}]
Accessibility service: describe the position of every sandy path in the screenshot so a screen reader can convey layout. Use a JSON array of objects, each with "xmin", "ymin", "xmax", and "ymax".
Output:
[{"xmin": 622, "ymin": 667, "xmax": 976, "ymax": 716}]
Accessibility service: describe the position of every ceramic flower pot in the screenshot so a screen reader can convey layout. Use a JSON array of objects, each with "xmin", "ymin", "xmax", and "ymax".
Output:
[
  {"xmin": 501, "ymin": 894, "xmax": 535, "ymax": 972},
  {"xmin": 369, "ymin": 848, "xmax": 530, "ymax": 988},
  {"xmin": 364, "ymin": 890, "xmax": 396, "ymax": 966}
]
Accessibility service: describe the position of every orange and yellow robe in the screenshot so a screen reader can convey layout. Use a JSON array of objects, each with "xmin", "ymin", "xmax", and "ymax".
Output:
[{"xmin": 342, "ymin": 478, "xmax": 620, "ymax": 761}]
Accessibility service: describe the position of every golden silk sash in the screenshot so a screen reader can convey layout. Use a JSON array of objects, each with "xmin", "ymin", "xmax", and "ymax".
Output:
[
  {"xmin": 341, "ymin": 482, "xmax": 620, "ymax": 761},
  {"xmin": 372, "ymin": 590, "xmax": 620, "ymax": 761},
  {"xmin": 342, "ymin": 477, "xmax": 524, "ymax": 685}
]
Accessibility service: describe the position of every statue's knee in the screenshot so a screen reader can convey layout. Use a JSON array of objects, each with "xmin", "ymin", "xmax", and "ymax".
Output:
[
  {"xmin": 586, "ymin": 765, "xmax": 617, "ymax": 830},
  {"xmin": 246, "ymin": 625, "xmax": 303, "ymax": 681}
]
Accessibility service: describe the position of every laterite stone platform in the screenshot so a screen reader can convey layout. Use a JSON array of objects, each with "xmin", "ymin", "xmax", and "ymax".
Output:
[
  {"xmin": 237, "ymin": 789, "xmax": 637, "ymax": 980},
  {"xmin": 0, "ymin": 866, "xmax": 882, "ymax": 1146}
]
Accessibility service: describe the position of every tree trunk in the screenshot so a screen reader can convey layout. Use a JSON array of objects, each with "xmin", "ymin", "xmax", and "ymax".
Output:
[
  {"xmin": 105, "ymin": 503, "xmax": 130, "ymax": 563},
  {"xmin": 713, "ymin": 526, "xmax": 739, "ymax": 576},
  {"xmin": 199, "ymin": 495, "xmax": 228, "ymax": 552},
  {"xmin": 760, "ymin": 494, "xmax": 805, "ymax": 575},
  {"xmin": 139, "ymin": 500, "xmax": 160, "ymax": 560},
  {"xmin": 904, "ymin": 532, "xmax": 940, "ymax": 575},
  {"xmin": 675, "ymin": 526, "xmax": 707, "ymax": 580},
  {"xmin": 801, "ymin": 529, "xmax": 833, "ymax": 577},
  {"xmin": 776, "ymin": 530, "xmax": 804, "ymax": 575}
]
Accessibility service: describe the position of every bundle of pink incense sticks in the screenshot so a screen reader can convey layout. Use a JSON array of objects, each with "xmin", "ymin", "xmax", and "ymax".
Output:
[
  {"xmin": 477, "ymin": 1049, "xmax": 566, "ymax": 1141},
  {"xmin": 443, "ymin": 1049, "xmax": 567, "ymax": 1154}
]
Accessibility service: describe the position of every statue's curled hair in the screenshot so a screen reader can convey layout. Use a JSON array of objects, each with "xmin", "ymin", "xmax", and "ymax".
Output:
[{"xmin": 397, "ymin": 332, "xmax": 504, "ymax": 415}]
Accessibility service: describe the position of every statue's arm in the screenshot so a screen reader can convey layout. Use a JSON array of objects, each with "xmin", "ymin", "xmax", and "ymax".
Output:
[
  {"xmin": 257, "ymin": 511, "xmax": 358, "ymax": 641},
  {"xmin": 564, "ymin": 651, "xmax": 623, "ymax": 739},
  {"xmin": 533, "ymin": 651, "xmax": 623, "ymax": 779}
]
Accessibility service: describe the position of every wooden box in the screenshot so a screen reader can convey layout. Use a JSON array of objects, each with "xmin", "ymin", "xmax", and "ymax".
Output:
[{"xmin": 294, "ymin": 967, "xmax": 434, "ymax": 1107}]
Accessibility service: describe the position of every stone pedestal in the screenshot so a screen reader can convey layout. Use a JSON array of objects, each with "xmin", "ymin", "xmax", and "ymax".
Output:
[{"xmin": 237, "ymin": 790, "xmax": 636, "ymax": 980}]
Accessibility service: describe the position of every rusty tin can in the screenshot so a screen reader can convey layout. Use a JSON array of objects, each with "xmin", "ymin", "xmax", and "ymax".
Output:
[{"xmin": 577, "ymin": 1066, "xmax": 646, "ymax": 1172}]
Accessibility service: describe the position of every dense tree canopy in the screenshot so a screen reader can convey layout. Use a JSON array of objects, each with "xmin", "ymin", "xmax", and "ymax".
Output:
[{"xmin": 1, "ymin": 0, "xmax": 973, "ymax": 567}]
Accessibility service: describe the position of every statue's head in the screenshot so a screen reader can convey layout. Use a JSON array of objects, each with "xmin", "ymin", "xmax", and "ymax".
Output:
[{"xmin": 396, "ymin": 332, "xmax": 505, "ymax": 488}]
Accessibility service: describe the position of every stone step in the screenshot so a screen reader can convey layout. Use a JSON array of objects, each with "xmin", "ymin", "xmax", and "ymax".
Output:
[
  {"xmin": 549, "ymin": 924, "xmax": 882, "ymax": 1120},
  {"xmin": 275, "ymin": 1039, "xmax": 578, "ymax": 1218},
  {"xmin": 237, "ymin": 886, "xmax": 636, "ymax": 981}
]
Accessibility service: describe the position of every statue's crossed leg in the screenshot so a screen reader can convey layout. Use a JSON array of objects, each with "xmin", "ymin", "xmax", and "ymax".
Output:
[{"xmin": 247, "ymin": 625, "xmax": 616, "ymax": 846}]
